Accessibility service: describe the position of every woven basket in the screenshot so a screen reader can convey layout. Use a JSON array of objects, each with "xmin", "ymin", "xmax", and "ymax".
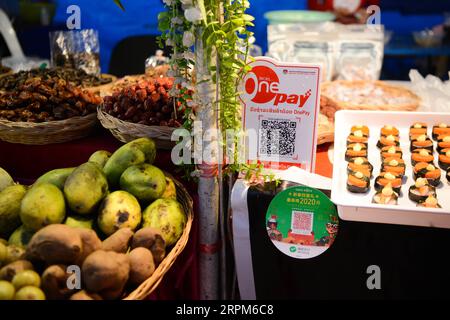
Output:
[
  {"xmin": 124, "ymin": 175, "xmax": 194, "ymax": 300},
  {"xmin": 97, "ymin": 105, "xmax": 176, "ymax": 150},
  {"xmin": 0, "ymin": 113, "xmax": 98, "ymax": 145}
]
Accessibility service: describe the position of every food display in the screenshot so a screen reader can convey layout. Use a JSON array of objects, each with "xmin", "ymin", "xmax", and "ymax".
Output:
[
  {"xmin": 102, "ymin": 77, "xmax": 182, "ymax": 128},
  {"xmin": 332, "ymin": 111, "xmax": 450, "ymax": 228},
  {"xmin": 0, "ymin": 63, "xmax": 11, "ymax": 76},
  {"xmin": 0, "ymin": 67, "xmax": 113, "ymax": 91},
  {"xmin": 0, "ymin": 138, "xmax": 190, "ymax": 300},
  {"xmin": 0, "ymin": 77, "xmax": 101, "ymax": 122},
  {"xmin": 320, "ymin": 81, "xmax": 421, "ymax": 122}
]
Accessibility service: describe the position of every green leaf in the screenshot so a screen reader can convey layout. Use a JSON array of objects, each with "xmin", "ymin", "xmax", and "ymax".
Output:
[{"xmin": 113, "ymin": 0, "xmax": 125, "ymax": 11}]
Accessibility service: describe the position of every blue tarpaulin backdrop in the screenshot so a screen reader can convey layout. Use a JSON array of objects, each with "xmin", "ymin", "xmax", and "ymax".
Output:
[{"xmin": 50, "ymin": 0, "xmax": 448, "ymax": 73}]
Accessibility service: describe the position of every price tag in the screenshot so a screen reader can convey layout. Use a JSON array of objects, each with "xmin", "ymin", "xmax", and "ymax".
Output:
[{"xmin": 239, "ymin": 57, "xmax": 321, "ymax": 172}]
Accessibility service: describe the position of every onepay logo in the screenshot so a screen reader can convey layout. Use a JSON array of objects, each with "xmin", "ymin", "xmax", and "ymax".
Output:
[{"xmin": 243, "ymin": 65, "xmax": 312, "ymax": 108}]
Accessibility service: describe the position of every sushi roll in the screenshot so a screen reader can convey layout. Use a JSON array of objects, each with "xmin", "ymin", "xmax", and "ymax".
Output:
[
  {"xmin": 417, "ymin": 195, "xmax": 441, "ymax": 209},
  {"xmin": 408, "ymin": 178, "xmax": 436, "ymax": 203},
  {"xmin": 347, "ymin": 157, "xmax": 373, "ymax": 177},
  {"xmin": 432, "ymin": 123, "xmax": 450, "ymax": 140},
  {"xmin": 380, "ymin": 125, "xmax": 399, "ymax": 137},
  {"xmin": 411, "ymin": 148, "xmax": 434, "ymax": 166},
  {"xmin": 347, "ymin": 129, "xmax": 368, "ymax": 146},
  {"xmin": 375, "ymin": 172, "xmax": 402, "ymax": 194},
  {"xmin": 345, "ymin": 143, "xmax": 367, "ymax": 161},
  {"xmin": 410, "ymin": 134, "xmax": 433, "ymax": 152},
  {"xmin": 381, "ymin": 146, "xmax": 403, "ymax": 160},
  {"xmin": 438, "ymin": 148, "xmax": 450, "ymax": 170},
  {"xmin": 377, "ymin": 134, "xmax": 400, "ymax": 149},
  {"xmin": 351, "ymin": 125, "xmax": 370, "ymax": 137},
  {"xmin": 347, "ymin": 171, "xmax": 370, "ymax": 193},
  {"xmin": 413, "ymin": 162, "xmax": 441, "ymax": 187},
  {"xmin": 409, "ymin": 122, "xmax": 427, "ymax": 138},
  {"xmin": 437, "ymin": 135, "xmax": 450, "ymax": 152},
  {"xmin": 372, "ymin": 184, "xmax": 398, "ymax": 205},
  {"xmin": 381, "ymin": 158, "xmax": 406, "ymax": 176}
]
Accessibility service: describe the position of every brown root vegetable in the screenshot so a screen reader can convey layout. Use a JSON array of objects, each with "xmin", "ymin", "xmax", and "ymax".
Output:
[
  {"xmin": 102, "ymin": 228, "xmax": 134, "ymax": 253},
  {"xmin": 41, "ymin": 265, "xmax": 73, "ymax": 300},
  {"xmin": 0, "ymin": 260, "xmax": 33, "ymax": 281},
  {"xmin": 82, "ymin": 250, "xmax": 129, "ymax": 300},
  {"xmin": 69, "ymin": 290, "xmax": 103, "ymax": 300},
  {"xmin": 25, "ymin": 224, "xmax": 83, "ymax": 265},
  {"xmin": 100, "ymin": 286, "xmax": 125, "ymax": 300},
  {"xmin": 131, "ymin": 227, "xmax": 166, "ymax": 265},
  {"xmin": 75, "ymin": 228, "xmax": 102, "ymax": 264},
  {"xmin": 128, "ymin": 247, "xmax": 155, "ymax": 286}
]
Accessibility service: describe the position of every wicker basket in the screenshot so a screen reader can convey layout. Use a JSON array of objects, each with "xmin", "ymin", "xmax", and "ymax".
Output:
[
  {"xmin": 97, "ymin": 105, "xmax": 176, "ymax": 150},
  {"xmin": 0, "ymin": 113, "xmax": 98, "ymax": 145},
  {"xmin": 124, "ymin": 175, "xmax": 194, "ymax": 300}
]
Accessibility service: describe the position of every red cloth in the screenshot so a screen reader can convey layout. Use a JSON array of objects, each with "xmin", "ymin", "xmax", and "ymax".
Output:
[{"xmin": 0, "ymin": 128, "xmax": 199, "ymax": 300}]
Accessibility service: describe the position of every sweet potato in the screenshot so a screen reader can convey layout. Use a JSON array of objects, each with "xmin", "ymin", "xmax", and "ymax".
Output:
[
  {"xmin": 81, "ymin": 250, "xmax": 130, "ymax": 300},
  {"xmin": 128, "ymin": 247, "xmax": 155, "ymax": 286},
  {"xmin": 131, "ymin": 227, "xmax": 166, "ymax": 265}
]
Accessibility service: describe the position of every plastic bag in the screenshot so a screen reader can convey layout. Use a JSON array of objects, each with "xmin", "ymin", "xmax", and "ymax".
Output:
[
  {"xmin": 409, "ymin": 69, "xmax": 450, "ymax": 113},
  {"xmin": 49, "ymin": 29, "xmax": 100, "ymax": 75}
]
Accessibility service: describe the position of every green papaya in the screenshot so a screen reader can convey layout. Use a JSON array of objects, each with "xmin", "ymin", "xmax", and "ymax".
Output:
[
  {"xmin": 64, "ymin": 162, "xmax": 109, "ymax": 215},
  {"xmin": 0, "ymin": 185, "xmax": 27, "ymax": 239},
  {"xmin": 97, "ymin": 191, "xmax": 142, "ymax": 236},
  {"xmin": 119, "ymin": 164, "xmax": 166, "ymax": 202},
  {"xmin": 8, "ymin": 226, "xmax": 34, "ymax": 248},
  {"xmin": 0, "ymin": 167, "xmax": 14, "ymax": 192},
  {"xmin": 88, "ymin": 150, "xmax": 112, "ymax": 169},
  {"xmin": 34, "ymin": 168, "xmax": 75, "ymax": 190},
  {"xmin": 103, "ymin": 138, "xmax": 156, "ymax": 188},
  {"xmin": 142, "ymin": 198, "xmax": 186, "ymax": 247},
  {"xmin": 20, "ymin": 183, "xmax": 66, "ymax": 231},
  {"xmin": 65, "ymin": 215, "xmax": 94, "ymax": 229}
]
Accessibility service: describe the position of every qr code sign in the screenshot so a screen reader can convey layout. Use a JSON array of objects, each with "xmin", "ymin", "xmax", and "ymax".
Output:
[
  {"xmin": 291, "ymin": 211, "xmax": 313, "ymax": 235},
  {"xmin": 259, "ymin": 119, "xmax": 297, "ymax": 157}
]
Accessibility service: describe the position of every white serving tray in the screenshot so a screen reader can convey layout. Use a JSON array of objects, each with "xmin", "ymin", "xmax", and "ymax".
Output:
[{"xmin": 331, "ymin": 110, "xmax": 450, "ymax": 229}]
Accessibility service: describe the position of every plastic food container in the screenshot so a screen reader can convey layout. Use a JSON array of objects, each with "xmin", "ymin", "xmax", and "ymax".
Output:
[{"xmin": 331, "ymin": 110, "xmax": 450, "ymax": 229}]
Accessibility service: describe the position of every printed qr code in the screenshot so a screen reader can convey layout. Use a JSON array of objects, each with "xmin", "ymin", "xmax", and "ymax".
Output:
[
  {"xmin": 259, "ymin": 119, "xmax": 297, "ymax": 157},
  {"xmin": 291, "ymin": 211, "xmax": 313, "ymax": 235}
]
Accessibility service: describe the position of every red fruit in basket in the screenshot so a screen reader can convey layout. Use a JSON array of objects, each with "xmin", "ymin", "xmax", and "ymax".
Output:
[
  {"xmin": 113, "ymin": 102, "xmax": 121, "ymax": 114},
  {"xmin": 124, "ymin": 106, "xmax": 137, "ymax": 119},
  {"xmin": 173, "ymin": 120, "xmax": 182, "ymax": 127},
  {"xmin": 136, "ymin": 89, "xmax": 147, "ymax": 101},
  {"xmin": 147, "ymin": 84, "xmax": 156, "ymax": 94},
  {"xmin": 161, "ymin": 105, "xmax": 171, "ymax": 114},
  {"xmin": 149, "ymin": 117, "xmax": 159, "ymax": 125},
  {"xmin": 158, "ymin": 87, "xmax": 167, "ymax": 95},
  {"xmin": 151, "ymin": 92, "xmax": 160, "ymax": 103},
  {"xmin": 153, "ymin": 104, "xmax": 161, "ymax": 112},
  {"xmin": 159, "ymin": 120, "xmax": 168, "ymax": 126}
]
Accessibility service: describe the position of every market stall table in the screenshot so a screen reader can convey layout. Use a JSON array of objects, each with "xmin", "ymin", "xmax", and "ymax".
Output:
[{"xmin": 0, "ymin": 128, "xmax": 334, "ymax": 300}]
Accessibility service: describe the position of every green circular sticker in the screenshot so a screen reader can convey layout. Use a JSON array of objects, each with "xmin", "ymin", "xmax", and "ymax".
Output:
[{"xmin": 266, "ymin": 186, "xmax": 338, "ymax": 259}]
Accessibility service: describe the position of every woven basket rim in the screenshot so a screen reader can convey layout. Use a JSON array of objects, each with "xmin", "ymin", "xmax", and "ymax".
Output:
[
  {"xmin": 123, "ymin": 173, "xmax": 194, "ymax": 300},
  {"xmin": 0, "ymin": 112, "xmax": 97, "ymax": 128}
]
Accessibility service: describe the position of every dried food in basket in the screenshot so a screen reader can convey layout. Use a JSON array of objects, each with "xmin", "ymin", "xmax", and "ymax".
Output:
[
  {"xmin": 0, "ymin": 77, "xmax": 101, "ymax": 122},
  {"xmin": 103, "ymin": 77, "xmax": 183, "ymax": 128},
  {"xmin": 0, "ymin": 67, "xmax": 113, "ymax": 91},
  {"xmin": 0, "ymin": 63, "xmax": 11, "ymax": 75}
]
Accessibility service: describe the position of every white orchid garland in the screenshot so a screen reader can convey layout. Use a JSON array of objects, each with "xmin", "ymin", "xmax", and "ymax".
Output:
[{"xmin": 158, "ymin": 0, "xmax": 200, "ymax": 128}]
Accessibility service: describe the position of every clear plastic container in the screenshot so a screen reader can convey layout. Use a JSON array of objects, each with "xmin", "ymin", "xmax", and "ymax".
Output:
[
  {"xmin": 291, "ymin": 41, "xmax": 333, "ymax": 81},
  {"xmin": 336, "ymin": 42, "xmax": 382, "ymax": 80}
]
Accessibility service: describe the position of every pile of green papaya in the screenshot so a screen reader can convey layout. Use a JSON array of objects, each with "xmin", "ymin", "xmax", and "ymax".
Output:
[{"xmin": 0, "ymin": 137, "xmax": 186, "ymax": 254}]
